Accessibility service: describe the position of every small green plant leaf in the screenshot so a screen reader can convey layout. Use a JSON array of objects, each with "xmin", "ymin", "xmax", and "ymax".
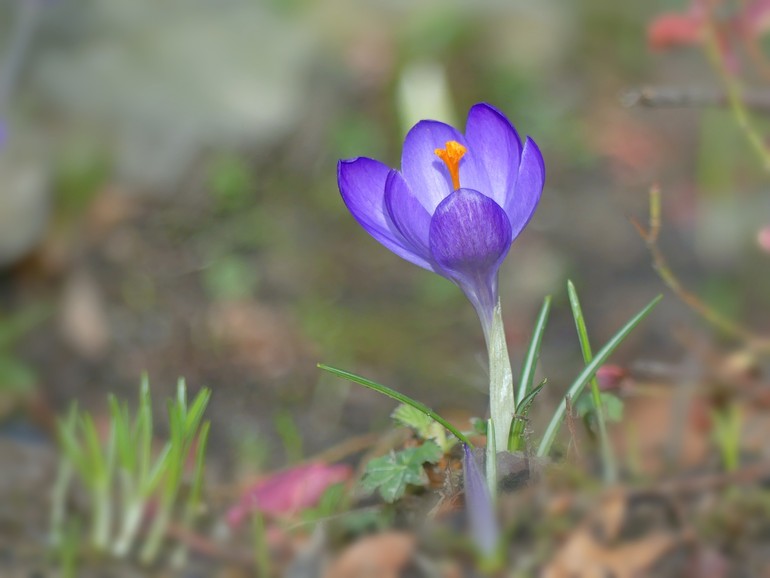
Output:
[
  {"xmin": 575, "ymin": 392, "xmax": 624, "ymax": 423},
  {"xmin": 360, "ymin": 441, "xmax": 442, "ymax": 503},
  {"xmin": 391, "ymin": 404, "xmax": 456, "ymax": 452},
  {"xmin": 470, "ymin": 417, "xmax": 488, "ymax": 436},
  {"xmin": 603, "ymin": 394, "xmax": 624, "ymax": 423},
  {"xmin": 392, "ymin": 404, "xmax": 433, "ymax": 435}
]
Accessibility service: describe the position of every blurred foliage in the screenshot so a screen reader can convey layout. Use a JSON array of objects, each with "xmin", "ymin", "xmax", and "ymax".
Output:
[
  {"xmin": 202, "ymin": 256, "xmax": 260, "ymax": 302},
  {"xmin": 0, "ymin": 304, "xmax": 49, "ymax": 396},
  {"xmin": 206, "ymin": 155, "xmax": 254, "ymax": 214}
]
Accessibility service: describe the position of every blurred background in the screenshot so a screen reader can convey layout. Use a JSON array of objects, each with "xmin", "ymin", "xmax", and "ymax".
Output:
[{"xmin": 2, "ymin": 0, "xmax": 770, "ymax": 494}]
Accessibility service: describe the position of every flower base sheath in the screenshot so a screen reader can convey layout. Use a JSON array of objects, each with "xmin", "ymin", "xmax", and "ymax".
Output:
[{"xmin": 337, "ymin": 103, "xmax": 545, "ymax": 451}]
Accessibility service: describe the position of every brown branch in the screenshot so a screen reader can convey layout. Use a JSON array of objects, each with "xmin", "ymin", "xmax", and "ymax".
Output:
[
  {"xmin": 738, "ymin": 0, "xmax": 770, "ymax": 82},
  {"xmin": 565, "ymin": 395, "xmax": 582, "ymax": 464},
  {"xmin": 622, "ymin": 86, "xmax": 770, "ymax": 115},
  {"xmin": 631, "ymin": 185, "xmax": 770, "ymax": 355},
  {"xmin": 658, "ymin": 460, "xmax": 770, "ymax": 495}
]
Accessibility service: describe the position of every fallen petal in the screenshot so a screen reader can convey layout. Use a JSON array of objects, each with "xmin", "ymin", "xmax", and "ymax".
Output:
[{"xmin": 227, "ymin": 462, "xmax": 352, "ymax": 527}]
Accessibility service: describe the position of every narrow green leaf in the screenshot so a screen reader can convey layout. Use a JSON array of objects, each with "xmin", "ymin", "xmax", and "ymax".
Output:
[
  {"xmin": 138, "ymin": 375, "xmax": 153, "ymax": 483},
  {"xmin": 110, "ymin": 396, "xmax": 135, "ymax": 471},
  {"xmin": 485, "ymin": 418, "xmax": 497, "ymax": 502},
  {"xmin": 57, "ymin": 407, "xmax": 90, "ymax": 480},
  {"xmin": 508, "ymin": 379, "xmax": 547, "ymax": 452},
  {"xmin": 537, "ymin": 295, "xmax": 662, "ymax": 458},
  {"xmin": 144, "ymin": 444, "xmax": 172, "ymax": 496},
  {"xmin": 567, "ymin": 280, "xmax": 616, "ymax": 483},
  {"xmin": 318, "ymin": 364, "xmax": 472, "ymax": 447},
  {"xmin": 518, "ymin": 378, "xmax": 547, "ymax": 414},
  {"xmin": 80, "ymin": 415, "xmax": 106, "ymax": 482},
  {"xmin": 517, "ymin": 296, "xmax": 551, "ymax": 407},
  {"xmin": 190, "ymin": 421, "xmax": 210, "ymax": 504},
  {"xmin": 184, "ymin": 388, "xmax": 212, "ymax": 437}
]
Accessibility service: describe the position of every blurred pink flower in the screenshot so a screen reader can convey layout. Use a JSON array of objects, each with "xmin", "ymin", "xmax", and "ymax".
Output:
[
  {"xmin": 647, "ymin": 0, "xmax": 770, "ymax": 71},
  {"xmin": 647, "ymin": 1, "xmax": 707, "ymax": 51},
  {"xmin": 757, "ymin": 225, "xmax": 770, "ymax": 253},
  {"xmin": 226, "ymin": 462, "xmax": 352, "ymax": 527},
  {"xmin": 596, "ymin": 364, "xmax": 628, "ymax": 392}
]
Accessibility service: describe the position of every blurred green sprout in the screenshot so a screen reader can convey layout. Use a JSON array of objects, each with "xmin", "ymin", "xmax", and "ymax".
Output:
[{"xmin": 51, "ymin": 377, "xmax": 211, "ymax": 566}]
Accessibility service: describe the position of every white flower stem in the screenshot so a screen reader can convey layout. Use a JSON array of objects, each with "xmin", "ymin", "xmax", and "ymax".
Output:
[{"xmin": 482, "ymin": 298, "xmax": 516, "ymax": 454}]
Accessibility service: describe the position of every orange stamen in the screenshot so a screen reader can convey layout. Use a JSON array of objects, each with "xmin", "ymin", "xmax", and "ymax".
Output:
[{"xmin": 434, "ymin": 140, "xmax": 467, "ymax": 190}]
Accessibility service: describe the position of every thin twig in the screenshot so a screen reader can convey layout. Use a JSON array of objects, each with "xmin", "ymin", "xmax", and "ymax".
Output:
[
  {"xmin": 564, "ymin": 396, "xmax": 582, "ymax": 464},
  {"xmin": 622, "ymin": 86, "xmax": 770, "ymax": 114},
  {"xmin": 703, "ymin": 6, "xmax": 770, "ymax": 172},
  {"xmin": 166, "ymin": 522, "xmax": 256, "ymax": 568},
  {"xmin": 631, "ymin": 185, "xmax": 770, "ymax": 355},
  {"xmin": 738, "ymin": 0, "xmax": 770, "ymax": 82},
  {"xmin": 311, "ymin": 431, "xmax": 380, "ymax": 464},
  {"xmin": 658, "ymin": 460, "xmax": 770, "ymax": 494}
]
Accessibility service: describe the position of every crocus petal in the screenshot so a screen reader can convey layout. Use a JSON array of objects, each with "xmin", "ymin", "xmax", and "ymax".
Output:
[
  {"xmin": 465, "ymin": 103, "xmax": 522, "ymax": 209},
  {"xmin": 338, "ymin": 158, "xmax": 434, "ymax": 271},
  {"xmin": 401, "ymin": 120, "xmax": 491, "ymax": 212},
  {"xmin": 429, "ymin": 188, "xmax": 512, "ymax": 307},
  {"xmin": 384, "ymin": 170, "xmax": 432, "ymax": 261},
  {"xmin": 462, "ymin": 444, "xmax": 499, "ymax": 556},
  {"xmin": 504, "ymin": 137, "xmax": 545, "ymax": 241}
]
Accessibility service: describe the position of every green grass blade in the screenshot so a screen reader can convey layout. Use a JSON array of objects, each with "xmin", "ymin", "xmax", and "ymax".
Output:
[
  {"xmin": 184, "ymin": 388, "xmax": 212, "ymax": 436},
  {"xmin": 566, "ymin": 280, "xmax": 616, "ymax": 483},
  {"xmin": 508, "ymin": 379, "xmax": 546, "ymax": 452},
  {"xmin": 138, "ymin": 375, "xmax": 153, "ymax": 483},
  {"xmin": 110, "ymin": 396, "xmax": 134, "ymax": 471},
  {"xmin": 537, "ymin": 295, "xmax": 662, "ymax": 458},
  {"xmin": 144, "ymin": 444, "xmax": 172, "ymax": 496},
  {"xmin": 57, "ymin": 407, "xmax": 90, "ymax": 479},
  {"xmin": 318, "ymin": 363, "xmax": 473, "ymax": 447},
  {"xmin": 517, "ymin": 296, "xmax": 552, "ymax": 407},
  {"xmin": 80, "ymin": 415, "xmax": 107, "ymax": 482}
]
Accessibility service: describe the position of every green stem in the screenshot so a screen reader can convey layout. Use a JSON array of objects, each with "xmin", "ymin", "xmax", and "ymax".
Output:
[
  {"xmin": 49, "ymin": 458, "xmax": 74, "ymax": 549},
  {"xmin": 482, "ymin": 299, "xmax": 516, "ymax": 453},
  {"xmin": 113, "ymin": 499, "xmax": 144, "ymax": 558},
  {"xmin": 485, "ymin": 418, "xmax": 497, "ymax": 501},
  {"xmin": 140, "ymin": 501, "xmax": 172, "ymax": 564},
  {"xmin": 91, "ymin": 485, "xmax": 112, "ymax": 551}
]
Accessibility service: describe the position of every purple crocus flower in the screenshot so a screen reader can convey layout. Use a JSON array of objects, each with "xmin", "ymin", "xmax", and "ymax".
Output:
[
  {"xmin": 337, "ymin": 103, "xmax": 545, "ymax": 329},
  {"xmin": 462, "ymin": 443, "xmax": 499, "ymax": 557}
]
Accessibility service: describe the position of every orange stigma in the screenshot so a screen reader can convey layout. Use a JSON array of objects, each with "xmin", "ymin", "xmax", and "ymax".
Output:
[{"xmin": 434, "ymin": 140, "xmax": 467, "ymax": 190}]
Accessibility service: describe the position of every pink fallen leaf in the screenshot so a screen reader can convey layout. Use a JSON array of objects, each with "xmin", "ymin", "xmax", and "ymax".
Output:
[{"xmin": 227, "ymin": 462, "xmax": 352, "ymax": 527}]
